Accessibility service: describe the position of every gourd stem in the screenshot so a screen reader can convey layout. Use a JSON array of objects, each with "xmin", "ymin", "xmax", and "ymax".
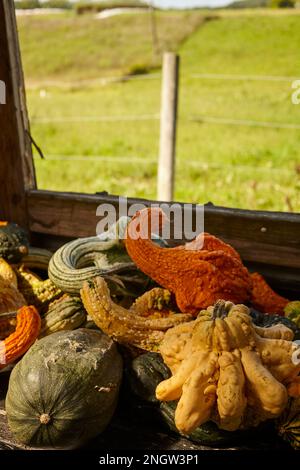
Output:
[{"xmin": 212, "ymin": 300, "xmax": 232, "ymax": 319}]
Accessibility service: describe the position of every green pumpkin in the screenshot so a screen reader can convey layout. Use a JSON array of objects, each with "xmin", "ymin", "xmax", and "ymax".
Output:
[
  {"xmin": 0, "ymin": 222, "xmax": 29, "ymax": 263},
  {"xmin": 5, "ymin": 329, "xmax": 122, "ymax": 449}
]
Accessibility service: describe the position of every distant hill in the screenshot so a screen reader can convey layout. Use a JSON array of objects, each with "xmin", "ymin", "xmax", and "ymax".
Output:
[
  {"xmin": 14, "ymin": 0, "xmax": 150, "ymax": 10},
  {"xmin": 75, "ymin": 1, "xmax": 150, "ymax": 14},
  {"xmin": 226, "ymin": 0, "xmax": 268, "ymax": 7}
]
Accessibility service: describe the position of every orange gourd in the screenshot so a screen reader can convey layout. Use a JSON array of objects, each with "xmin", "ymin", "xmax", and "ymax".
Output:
[
  {"xmin": 125, "ymin": 208, "xmax": 291, "ymax": 316},
  {"xmin": 0, "ymin": 305, "xmax": 41, "ymax": 369}
]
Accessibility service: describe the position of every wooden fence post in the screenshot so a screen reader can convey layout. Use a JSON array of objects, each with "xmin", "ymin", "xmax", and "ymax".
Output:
[{"xmin": 157, "ymin": 52, "xmax": 179, "ymax": 202}]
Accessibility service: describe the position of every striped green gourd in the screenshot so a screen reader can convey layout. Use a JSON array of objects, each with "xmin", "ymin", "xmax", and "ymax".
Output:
[
  {"xmin": 22, "ymin": 247, "xmax": 53, "ymax": 271},
  {"xmin": 48, "ymin": 217, "xmax": 155, "ymax": 298}
]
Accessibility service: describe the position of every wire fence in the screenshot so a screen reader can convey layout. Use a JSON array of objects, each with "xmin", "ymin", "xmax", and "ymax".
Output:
[
  {"xmin": 29, "ymin": 70, "xmax": 300, "ymax": 130},
  {"xmin": 34, "ymin": 155, "xmax": 296, "ymax": 176},
  {"xmin": 32, "ymin": 113, "xmax": 300, "ymax": 130},
  {"xmin": 26, "ymin": 71, "xmax": 300, "ymax": 89},
  {"xmin": 29, "ymin": 69, "xmax": 300, "ymax": 185}
]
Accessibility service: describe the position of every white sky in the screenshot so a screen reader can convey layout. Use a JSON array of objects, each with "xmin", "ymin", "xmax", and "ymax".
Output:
[
  {"xmin": 149, "ymin": 0, "xmax": 233, "ymax": 7},
  {"xmin": 39, "ymin": 0, "xmax": 234, "ymax": 7}
]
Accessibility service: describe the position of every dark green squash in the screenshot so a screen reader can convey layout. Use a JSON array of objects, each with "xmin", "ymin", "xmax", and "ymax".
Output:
[
  {"xmin": 126, "ymin": 352, "xmax": 247, "ymax": 446},
  {"xmin": 159, "ymin": 401, "xmax": 236, "ymax": 446},
  {"xmin": 5, "ymin": 328, "xmax": 122, "ymax": 449},
  {"xmin": 277, "ymin": 397, "xmax": 300, "ymax": 450},
  {"xmin": 127, "ymin": 352, "xmax": 170, "ymax": 404},
  {"xmin": 250, "ymin": 308, "xmax": 300, "ymax": 340},
  {"xmin": 0, "ymin": 222, "xmax": 29, "ymax": 263}
]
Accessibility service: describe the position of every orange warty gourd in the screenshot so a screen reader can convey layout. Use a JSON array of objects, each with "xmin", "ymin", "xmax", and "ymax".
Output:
[
  {"xmin": 250, "ymin": 272, "xmax": 289, "ymax": 316},
  {"xmin": 0, "ymin": 305, "xmax": 41, "ymax": 369},
  {"xmin": 125, "ymin": 208, "xmax": 252, "ymax": 315},
  {"xmin": 124, "ymin": 208, "xmax": 291, "ymax": 316}
]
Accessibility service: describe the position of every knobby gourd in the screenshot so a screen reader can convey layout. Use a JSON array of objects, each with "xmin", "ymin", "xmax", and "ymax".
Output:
[
  {"xmin": 124, "ymin": 208, "xmax": 290, "ymax": 315},
  {"xmin": 127, "ymin": 352, "xmax": 252, "ymax": 446},
  {"xmin": 155, "ymin": 300, "xmax": 300, "ymax": 434},
  {"xmin": 0, "ymin": 258, "xmax": 18, "ymax": 287},
  {"xmin": 0, "ymin": 222, "xmax": 29, "ymax": 263},
  {"xmin": 0, "ymin": 305, "xmax": 41, "ymax": 369},
  {"xmin": 5, "ymin": 329, "xmax": 122, "ymax": 449},
  {"xmin": 0, "ymin": 285, "xmax": 26, "ymax": 315},
  {"xmin": 250, "ymin": 273, "xmax": 289, "ymax": 316},
  {"xmin": 0, "ymin": 259, "xmax": 26, "ymax": 314},
  {"xmin": 125, "ymin": 208, "xmax": 251, "ymax": 315},
  {"xmin": 16, "ymin": 266, "xmax": 61, "ymax": 313},
  {"xmin": 80, "ymin": 276, "xmax": 192, "ymax": 352},
  {"xmin": 40, "ymin": 295, "xmax": 87, "ymax": 337}
]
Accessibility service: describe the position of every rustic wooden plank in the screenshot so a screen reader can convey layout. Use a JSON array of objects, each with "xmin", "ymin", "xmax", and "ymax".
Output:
[
  {"xmin": 27, "ymin": 190, "xmax": 300, "ymax": 268},
  {"xmin": 0, "ymin": 1, "xmax": 36, "ymax": 227}
]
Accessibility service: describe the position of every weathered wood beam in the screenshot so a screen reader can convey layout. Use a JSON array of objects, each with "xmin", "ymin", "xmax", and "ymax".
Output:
[
  {"xmin": 0, "ymin": 1, "xmax": 36, "ymax": 227},
  {"xmin": 27, "ymin": 189, "xmax": 300, "ymax": 270}
]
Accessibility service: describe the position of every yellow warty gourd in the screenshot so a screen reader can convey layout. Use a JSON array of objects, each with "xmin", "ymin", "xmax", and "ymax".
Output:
[{"xmin": 156, "ymin": 300, "xmax": 300, "ymax": 434}]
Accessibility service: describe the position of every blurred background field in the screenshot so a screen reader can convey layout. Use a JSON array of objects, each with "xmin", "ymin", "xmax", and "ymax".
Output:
[{"xmin": 16, "ymin": 6, "xmax": 300, "ymax": 211}]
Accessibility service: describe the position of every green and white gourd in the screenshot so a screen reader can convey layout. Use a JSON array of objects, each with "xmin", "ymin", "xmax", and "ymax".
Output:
[{"xmin": 48, "ymin": 217, "xmax": 166, "ymax": 298}]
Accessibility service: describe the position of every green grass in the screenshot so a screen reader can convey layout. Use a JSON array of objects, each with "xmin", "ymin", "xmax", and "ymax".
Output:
[
  {"xmin": 18, "ymin": 10, "xmax": 205, "ymax": 81},
  {"xmin": 17, "ymin": 10, "xmax": 300, "ymax": 211}
]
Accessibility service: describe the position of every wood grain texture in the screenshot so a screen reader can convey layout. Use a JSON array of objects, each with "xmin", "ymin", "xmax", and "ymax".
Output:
[
  {"xmin": 0, "ymin": 1, "xmax": 36, "ymax": 227},
  {"xmin": 27, "ymin": 189, "xmax": 300, "ymax": 265}
]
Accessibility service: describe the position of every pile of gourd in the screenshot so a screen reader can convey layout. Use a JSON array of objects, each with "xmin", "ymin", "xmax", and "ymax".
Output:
[{"xmin": 0, "ymin": 212, "xmax": 300, "ymax": 451}]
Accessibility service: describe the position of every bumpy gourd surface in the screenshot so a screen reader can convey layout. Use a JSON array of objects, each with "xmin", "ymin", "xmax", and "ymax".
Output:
[
  {"xmin": 156, "ymin": 301, "xmax": 300, "ymax": 434},
  {"xmin": 124, "ymin": 208, "xmax": 290, "ymax": 315},
  {"xmin": 0, "ymin": 305, "xmax": 41, "ymax": 369},
  {"xmin": 80, "ymin": 276, "xmax": 192, "ymax": 352}
]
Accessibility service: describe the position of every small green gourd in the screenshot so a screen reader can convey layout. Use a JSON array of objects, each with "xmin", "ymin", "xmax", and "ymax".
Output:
[
  {"xmin": 284, "ymin": 301, "xmax": 300, "ymax": 328},
  {"xmin": 40, "ymin": 295, "xmax": 87, "ymax": 337}
]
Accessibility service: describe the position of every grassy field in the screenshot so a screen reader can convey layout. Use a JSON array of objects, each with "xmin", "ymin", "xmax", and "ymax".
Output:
[{"xmin": 17, "ymin": 9, "xmax": 300, "ymax": 211}]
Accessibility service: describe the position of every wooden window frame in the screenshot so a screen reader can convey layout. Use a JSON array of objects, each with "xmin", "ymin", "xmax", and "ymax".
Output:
[{"xmin": 0, "ymin": 2, "xmax": 299, "ymax": 295}]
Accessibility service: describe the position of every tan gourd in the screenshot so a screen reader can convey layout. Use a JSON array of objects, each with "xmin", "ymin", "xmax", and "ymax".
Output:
[
  {"xmin": 0, "ymin": 259, "xmax": 26, "ymax": 314},
  {"xmin": 156, "ymin": 300, "xmax": 300, "ymax": 434},
  {"xmin": 80, "ymin": 276, "xmax": 192, "ymax": 352}
]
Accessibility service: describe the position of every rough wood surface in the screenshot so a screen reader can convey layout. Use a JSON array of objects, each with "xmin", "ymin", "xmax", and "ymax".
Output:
[
  {"xmin": 27, "ymin": 190, "xmax": 300, "ymax": 249},
  {"xmin": 0, "ymin": 1, "xmax": 36, "ymax": 227}
]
